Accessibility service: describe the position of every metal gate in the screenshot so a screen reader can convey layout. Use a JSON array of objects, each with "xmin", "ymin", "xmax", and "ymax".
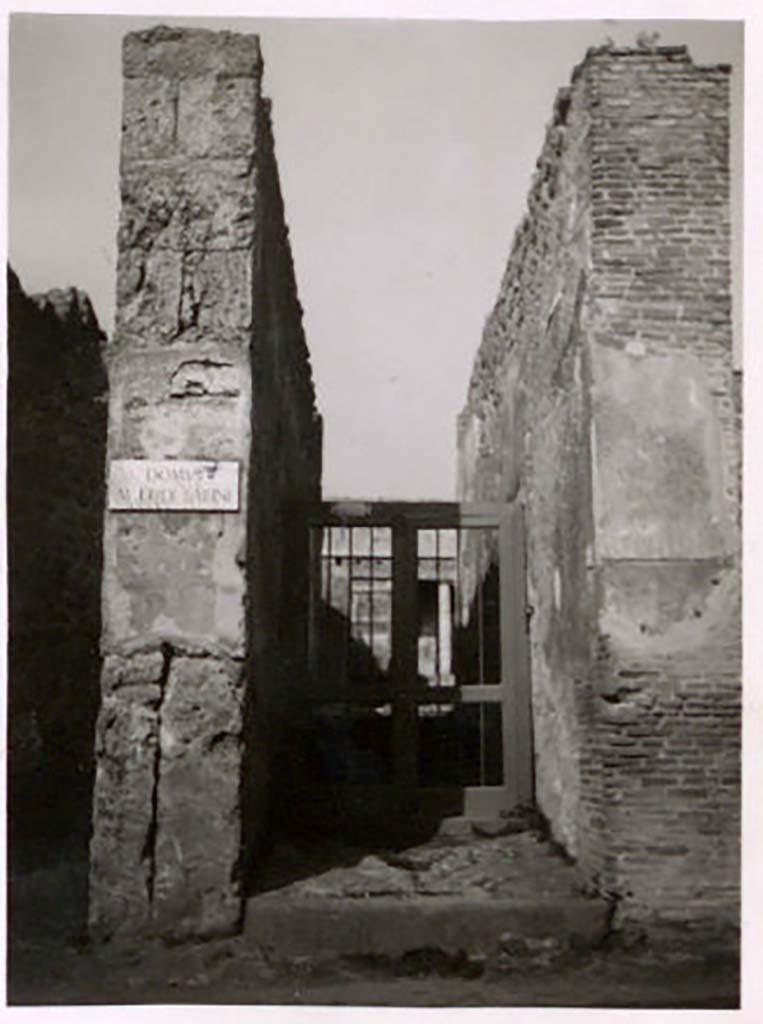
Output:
[{"xmin": 301, "ymin": 501, "xmax": 532, "ymax": 827}]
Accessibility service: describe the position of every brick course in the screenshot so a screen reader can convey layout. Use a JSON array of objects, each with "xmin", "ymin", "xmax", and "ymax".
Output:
[{"xmin": 459, "ymin": 45, "xmax": 740, "ymax": 927}]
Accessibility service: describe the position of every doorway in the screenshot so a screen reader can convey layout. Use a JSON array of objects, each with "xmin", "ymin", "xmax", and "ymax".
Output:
[{"xmin": 292, "ymin": 500, "xmax": 532, "ymax": 843}]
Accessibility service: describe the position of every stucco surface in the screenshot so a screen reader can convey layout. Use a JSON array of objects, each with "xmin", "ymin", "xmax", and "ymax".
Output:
[{"xmin": 459, "ymin": 45, "xmax": 740, "ymax": 925}]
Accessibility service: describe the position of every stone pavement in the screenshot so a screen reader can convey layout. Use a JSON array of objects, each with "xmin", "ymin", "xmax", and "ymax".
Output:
[
  {"xmin": 7, "ymin": 827, "xmax": 739, "ymax": 1007},
  {"xmin": 245, "ymin": 824, "xmax": 611, "ymax": 959}
]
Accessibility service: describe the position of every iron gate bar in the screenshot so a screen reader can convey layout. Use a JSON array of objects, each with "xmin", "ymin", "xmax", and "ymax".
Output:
[
  {"xmin": 298, "ymin": 683, "xmax": 504, "ymax": 704},
  {"xmin": 391, "ymin": 522, "xmax": 418, "ymax": 791},
  {"xmin": 345, "ymin": 526, "xmax": 353, "ymax": 688},
  {"xmin": 300, "ymin": 500, "xmax": 533, "ymax": 818},
  {"xmin": 306, "ymin": 501, "xmax": 509, "ymax": 528}
]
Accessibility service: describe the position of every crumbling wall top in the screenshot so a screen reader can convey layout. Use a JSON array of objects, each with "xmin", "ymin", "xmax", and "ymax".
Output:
[
  {"xmin": 123, "ymin": 25, "xmax": 262, "ymax": 79},
  {"xmin": 30, "ymin": 285, "xmax": 103, "ymax": 335},
  {"xmin": 572, "ymin": 42, "xmax": 731, "ymax": 79}
]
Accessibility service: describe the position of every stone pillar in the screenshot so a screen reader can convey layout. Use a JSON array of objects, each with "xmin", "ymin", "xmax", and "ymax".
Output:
[{"xmin": 89, "ymin": 27, "xmax": 264, "ymax": 942}]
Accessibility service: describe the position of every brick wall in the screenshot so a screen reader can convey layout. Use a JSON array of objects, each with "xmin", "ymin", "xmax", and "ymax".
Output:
[
  {"xmin": 584, "ymin": 45, "xmax": 739, "ymax": 926},
  {"xmin": 459, "ymin": 45, "xmax": 740, "ymax": 927}
]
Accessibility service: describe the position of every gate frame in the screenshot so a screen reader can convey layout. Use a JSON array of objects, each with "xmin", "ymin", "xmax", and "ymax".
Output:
[{"xmin": 302, "ymin": 500, "xmax": 533, "ymax": 818}]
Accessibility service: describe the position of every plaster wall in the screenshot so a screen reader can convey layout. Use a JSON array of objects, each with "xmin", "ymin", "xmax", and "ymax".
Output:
[
  {"xmin": 459, "ymin": 79, "xmax": 597, "ymax": 858},
  {"xmin": 583, "ymin": 47, "xmax": 739, "ymax": 923},
  {"xmin": 459, "ymin": 45, "xmax": 740, "ymax": 925}
]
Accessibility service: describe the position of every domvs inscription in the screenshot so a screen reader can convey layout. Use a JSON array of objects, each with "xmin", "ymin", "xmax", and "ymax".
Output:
[{"xmin": 109, "ymin": 460, "xmax": 240, "ymax": 511}]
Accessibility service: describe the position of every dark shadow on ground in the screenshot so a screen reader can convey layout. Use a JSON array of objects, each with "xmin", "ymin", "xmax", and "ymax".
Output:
[
  {"xmin": 7, "ymin": 857, "xmax": 740, "ymax": 1011},
  {"xmin": 7, "ymin": 825, "xmax": 740, "ymax": 1008}
]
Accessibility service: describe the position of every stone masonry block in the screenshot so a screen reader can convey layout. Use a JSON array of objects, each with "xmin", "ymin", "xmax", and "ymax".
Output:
[
  {"xmin": 124, "ymin": 26, "xmax": 261, "ymax": 80},
  {"xmin": 89, "ymin": 689, "xmax": 159, "ymax": 941},
  {"xmin": 119, "ymin": 159, "xmax": 257, "ymax": 252},
  {"xmin": 102, "ymin": 650, "xmax": 165, "ymax": 694},
  {"xmin": 182, "ymin": 249, "xmax": 255, "ymax": 333},
  {"xmin": 115, "ymin": 247, "xmax": 183, "ymax": 343},
  {"xmin": 177, "ymin": 76, "xmax": 258, "ymax": 159},
  {"xmin": 115, "ymin": 247, "xmax": 254, "ymax": 342},
  {"xmin": 152, "ymin": 655, "xmax": 245, "ymax": 937},
  {"xmin": 121, "ymin": 75, "xmax": 178, "ymax": 163}
]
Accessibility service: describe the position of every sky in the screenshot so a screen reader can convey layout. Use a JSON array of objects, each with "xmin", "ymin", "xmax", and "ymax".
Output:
[{"xmin": 8, "ymin": 12, "xmax": 743, "ymax": 500}]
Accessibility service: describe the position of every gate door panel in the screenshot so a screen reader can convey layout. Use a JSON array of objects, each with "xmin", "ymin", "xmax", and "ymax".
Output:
[{"xmin": 305, "ymin": 502, "xmax": 531, "ymax": 820}]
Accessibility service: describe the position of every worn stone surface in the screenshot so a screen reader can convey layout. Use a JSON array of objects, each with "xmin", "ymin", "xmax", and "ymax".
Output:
[
  {"xmin": 245, "ymin": 832, "xmax": 610, "ymax": 958},
  {"xmin": 90, "ymin": 27, "xmax": 321, "ymax": 941},
  {"xmin": 458, "ymin": 46, "xmax": 740, "ymax": 925},
  {"xmin": 151, "ymin": 655, "xmax": 245, "ymax": 937},
  {"xmin": 295, "ymin": 856, "xmax": 416, "ymax": 898},
  {"xmin": 256, "ymin": 831, "xmax": 593, "ymax": 902},
  {"xmin": 89, "ymin": 676, "xmax": 163, "ymax": 942}
]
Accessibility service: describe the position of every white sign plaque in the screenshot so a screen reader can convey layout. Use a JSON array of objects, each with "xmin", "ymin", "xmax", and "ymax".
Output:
[{"xmin": 109, "ymin": 460, "xmax": 240, "ymax": 512}]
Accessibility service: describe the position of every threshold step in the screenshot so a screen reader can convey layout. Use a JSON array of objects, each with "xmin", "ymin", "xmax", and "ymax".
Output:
[{"xmin": 244, "ymin": 893, "xmax": 611, "ymax": 959}]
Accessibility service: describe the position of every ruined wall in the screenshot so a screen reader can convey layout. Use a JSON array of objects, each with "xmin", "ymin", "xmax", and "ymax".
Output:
[
  {"xmin": 459, "ymin": 46, "xmax": 740, "ymax": 926},
  {"xmin": 241, "ymin": 96, "xmax": 323, "ymax": 867},
  {"xmin": 583, "ymin": 45, "xmax": 739, "ymax": 926},
  {"xmin": 458, "ymin": 80, "xmax": 597, "ymax": 856},
  {"xmin": 7, "ymin": 267, "xmax": 107, "ymax": 859},
  {"xmin": 89, "ymin": 27, "xmax": 321, "ymax": 942}
]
